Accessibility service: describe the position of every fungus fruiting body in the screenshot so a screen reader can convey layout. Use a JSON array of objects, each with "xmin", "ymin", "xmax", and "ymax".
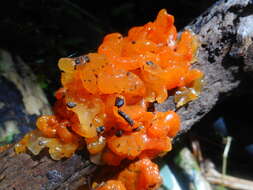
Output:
[{"xmin": 15, "ymin": 9, "xmax": 203, "ymax": 190}]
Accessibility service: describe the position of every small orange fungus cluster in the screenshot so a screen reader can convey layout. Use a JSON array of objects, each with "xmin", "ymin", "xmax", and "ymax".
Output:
[
  {"xmin": 94, "ymin": 158, "xmax": 161, "ymax": 190},
  {"xmin": 15, "ymin": 9, "xmax": 203, "ymax": 190}
]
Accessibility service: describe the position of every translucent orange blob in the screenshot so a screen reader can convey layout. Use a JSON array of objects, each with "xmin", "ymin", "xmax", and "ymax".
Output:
[
  {"xmin": 118, "ymin": 158, "xmax": 162, "ymax": 190},
  {"xmin": 36, "ymin": 115, "xmax": 58, "ymax": 138},
  {"xmin": 147, "ymin": 111, "xmax": 180, "ymax": 138},
  {"xmin": 102, "ymin": 148, "xmax": 124, "ymax": 166},
  {"xmin": 107, "ymin": 131, "xmax": 146, "ymax": 159}
]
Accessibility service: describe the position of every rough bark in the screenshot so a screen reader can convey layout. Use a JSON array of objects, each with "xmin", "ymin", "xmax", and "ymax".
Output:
[
  {"xmin": 1, "ymin": 0, "xmax": 253, "ymax": 189},
  {"xmin": 0, "ymin": 146, "xmax": 96, "ymax": 190}
]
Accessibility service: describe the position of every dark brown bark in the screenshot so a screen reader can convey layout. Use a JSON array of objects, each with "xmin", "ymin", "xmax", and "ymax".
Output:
[
  {"xmin": 1, "ymin": 0, "xmax": 253, "ymax": 189},
  {"xmin": 0, "ymin": 146, "xmax": 96, "ymax": 190}
]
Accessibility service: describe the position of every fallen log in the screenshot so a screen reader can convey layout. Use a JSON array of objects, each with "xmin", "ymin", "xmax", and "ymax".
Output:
[{"xmin": 1, "ymin": 0, "xmax": 253, "ymax": 189}]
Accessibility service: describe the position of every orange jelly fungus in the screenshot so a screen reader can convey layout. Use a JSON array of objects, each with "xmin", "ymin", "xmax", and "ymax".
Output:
[
  {"xmin": 15, "ymin": 9, "xmax": 203, "ymax": 189},
  {"xmin": 95, "ymin": 158, "xmax": 161, "ymax": 190}
]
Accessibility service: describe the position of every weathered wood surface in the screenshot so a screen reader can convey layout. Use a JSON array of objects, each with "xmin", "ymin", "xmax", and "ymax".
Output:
[
  {"xmin": 0, "ymin": 146, "xmax": 96, "ymax": 190},
  {"xmin": 1, "ymin": 0, "xmax": 253, "ymax": 189}
]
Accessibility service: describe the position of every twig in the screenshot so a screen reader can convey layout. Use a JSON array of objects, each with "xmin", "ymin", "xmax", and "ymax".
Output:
[
  {"xmin": 192, "ymin": 138, "xmax": 253, "ymax": 190},
  {"xmin": 204, "ymin": 160, "xmax": 253, "ymax": 190},
  {"xmin": 222, "ymin": 136, "xmax": 232, "ymax": 175}
]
